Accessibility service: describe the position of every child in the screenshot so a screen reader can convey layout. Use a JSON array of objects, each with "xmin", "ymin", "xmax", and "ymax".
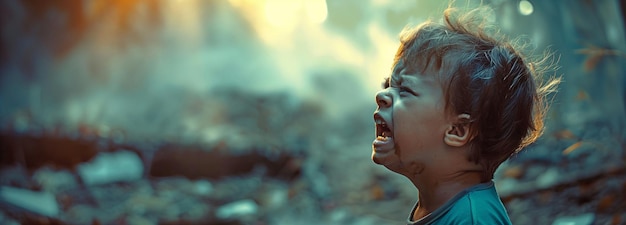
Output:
[{"xmin": 371, "ymin": 5, "xmax": 559, "ymax": 225}]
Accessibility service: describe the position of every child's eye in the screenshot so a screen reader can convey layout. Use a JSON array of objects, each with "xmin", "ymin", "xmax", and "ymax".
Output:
[{"xmin": 399, "ymin": 87, "xmax": 417, "ymax": 96}]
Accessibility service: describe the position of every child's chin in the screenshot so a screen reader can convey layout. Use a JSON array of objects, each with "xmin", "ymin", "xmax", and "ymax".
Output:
[{"xmin": 371, "ymin": 150, "xmax": 400, "ymax": 167}]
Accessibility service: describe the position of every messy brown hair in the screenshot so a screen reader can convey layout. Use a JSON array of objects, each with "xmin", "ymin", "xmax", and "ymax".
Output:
[{"xmin": 393, "ymin": 6, "xmax": 560, "ymax": 181}]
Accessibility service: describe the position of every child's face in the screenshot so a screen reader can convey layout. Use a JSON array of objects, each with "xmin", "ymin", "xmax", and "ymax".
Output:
[{"xmin": 373, "ymin": 62, "xmax": 450, "ymax": 174}]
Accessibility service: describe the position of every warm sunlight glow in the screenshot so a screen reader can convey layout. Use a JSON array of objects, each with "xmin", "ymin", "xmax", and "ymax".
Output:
[
  {"xmin": 264, "ymin": 0, "xmax": 300, "ymax": 28},
  {"xmin": 228, "ymin": 0, "xmax": 243, "ymax": 8},
  {"xmin": 305, "ymin": 0, "xmax": 327, "ymax": 24},
  {"xmin": 264, "ymin": 0, "xmax": 327, "ymax": 27},
  {"xmin": 164, "ymin": 0, "xmax": 202, "ymax": 45}
]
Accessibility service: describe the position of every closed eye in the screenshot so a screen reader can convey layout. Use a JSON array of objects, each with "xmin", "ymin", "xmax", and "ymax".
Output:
[{"xmin": 400, "ymin": 86, "xmax": 417, "ymax": 96}]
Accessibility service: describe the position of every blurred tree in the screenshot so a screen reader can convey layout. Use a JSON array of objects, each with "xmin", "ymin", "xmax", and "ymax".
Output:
[{"xmin": 490, "ymin": 0, "xmax": 626, "ymax": 147}]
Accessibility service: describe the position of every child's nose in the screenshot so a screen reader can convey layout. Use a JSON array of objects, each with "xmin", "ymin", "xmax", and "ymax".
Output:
[{"xmin": 375, "ymin": 90, "xmax": 392, "ymax": 108}]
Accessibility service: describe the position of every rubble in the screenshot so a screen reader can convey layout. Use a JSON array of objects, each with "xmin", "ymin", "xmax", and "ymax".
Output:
[
  {"xmin": 215, "ymin": 199, "xmax": 258, "ymax": 220},
  {"xmin": 0, "ymin": 210, "xmax": 19, "ymax": 225},
  {"xmin": 33, "ymin": 167, "xmax": 78, "ymax": 192},
  {"xmin": 551, "ymin": 213, "xmax": 595, "ymax": 225},
  {"xmin": 0, "ymin": 186, "xmax": 59, "ymax": 217},
  {"xmin": 77, "ymin": 150, "xmax": 144, "ymax": 186},
  {"xmin": 0, "ymin": 0, "xmax": 624, "ymax": 224}
]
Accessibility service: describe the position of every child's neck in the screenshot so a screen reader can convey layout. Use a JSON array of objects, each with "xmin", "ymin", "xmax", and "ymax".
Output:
[{"xmin": 410, "ymin": 169, "xmax": 483, "ymax": 221}]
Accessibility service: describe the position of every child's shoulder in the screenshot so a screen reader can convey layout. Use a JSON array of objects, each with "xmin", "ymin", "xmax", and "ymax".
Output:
[
  {"xmin": 411, "ymin": 182, "xmax": 512, "ymax": 225},
  {"xmin": 445, "ymin": 182, "xmax": 512, "ymax": 225}
]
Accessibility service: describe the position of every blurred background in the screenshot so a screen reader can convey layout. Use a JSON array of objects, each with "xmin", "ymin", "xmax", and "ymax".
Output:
[{"xmin": 0, "ymin": 0, "xmax": 624, "ymax": 224}]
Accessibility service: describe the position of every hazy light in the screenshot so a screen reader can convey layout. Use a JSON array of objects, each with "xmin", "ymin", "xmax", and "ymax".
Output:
[
  {"xmin": 518, "ymin": 0, "xmax": 534, "ymax": 16},
  {"xmin": 305, "ymin": 0, "xmax": 328, "ymax": 24},
  {"xmin": 264, "ymin": 0, "xmax": 300, "ymax": 27},
  {"xmin": 264, "ymin": 0, "xmax": 327, "ymax": 27},
  {"xmin": 228, "ymin": 0, "xmax": 243, "ymax": 8}
]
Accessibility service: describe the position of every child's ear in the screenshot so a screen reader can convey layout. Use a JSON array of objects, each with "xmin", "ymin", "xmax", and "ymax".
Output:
[{"xmin": 444, "ymin": 114, "xmax": 472, "ymax": 147}]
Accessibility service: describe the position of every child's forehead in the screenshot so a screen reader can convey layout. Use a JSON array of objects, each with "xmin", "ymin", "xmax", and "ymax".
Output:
[
  {"xmin": 390, "ymin": 73, "xmax": 437, "ymax": 89},
  {"xmin": 390, "ymin": 61, "xmax": 437, "ymax": 86}
]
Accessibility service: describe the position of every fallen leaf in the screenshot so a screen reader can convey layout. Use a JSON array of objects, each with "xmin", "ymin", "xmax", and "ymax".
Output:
[
  {"xmin": 562, "ymin": 141, "xmax": 583, "ymax": 155},
  {"xmin": 554, "ymin": 130, "xmax": 577, "ymax": 140},
  {"xmin": 503, "ymin": 166, "xmax": 524, "ymax": 179},
  {"xmin": 576, "ymin": 46, "xmax": 624, "ymax": 72},
  {"xmin": 370, "ymin": 184, "xmax": 385, "ymax": 200}
]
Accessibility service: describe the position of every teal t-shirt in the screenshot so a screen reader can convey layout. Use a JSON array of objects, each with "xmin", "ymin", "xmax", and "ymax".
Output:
[{"xmin": 407, "ymin": 181, "xmax": 512, "ymax": 225}]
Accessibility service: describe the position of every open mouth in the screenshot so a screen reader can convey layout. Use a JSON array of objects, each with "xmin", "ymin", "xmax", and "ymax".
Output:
[
  {"xmin": 373, "ymin": 113, "xmax": 394, "ymax": 154},
  {"xmin": 374, "ymin": 114, "xmax": 392, "ymax": 140}
]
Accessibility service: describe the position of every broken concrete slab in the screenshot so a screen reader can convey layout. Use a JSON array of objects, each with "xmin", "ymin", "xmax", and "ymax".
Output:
[
  {"xmin": 215, "ymin": 199, "xmax": 258, "ymax": 220},
  {"xmin": 551, "ymin": 213, "xmax": 595, "ymax": 225},
  {"xmin": 33, "ymin": 167, "xmax": 78, "ymax": 192},
  {"xmin": 77, "ymin": 150, "xmax": 143, "ymax": 186},
  {"xmin": 0, "ymin": 186, "xmax": 59, "ymax": 217}
]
